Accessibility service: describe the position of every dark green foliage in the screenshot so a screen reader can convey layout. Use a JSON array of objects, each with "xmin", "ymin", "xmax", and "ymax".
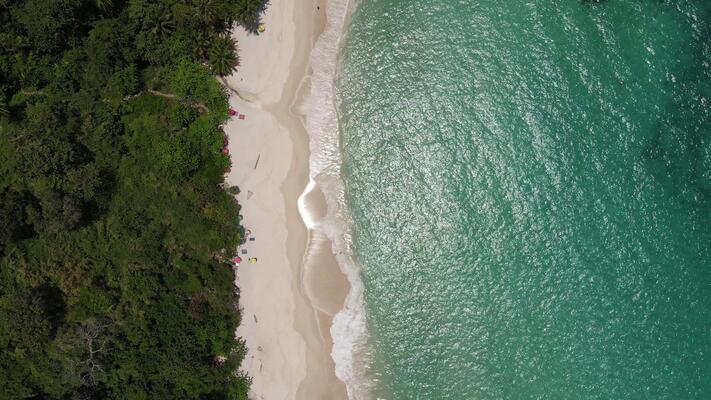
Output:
[
  {"xmin": 234, "ymin": 0, "xmax": 269, "ymax": 33},
  {"xmin": 12, "ymin": 0, "xmax": 86, "ymax": 55},
  {"xmin": 171, "ymin": 103, "xmax": 200, "ymax": 128},
  {"xmin": 94, "ymin": 0, "xmax": 114, "ymax": 12},
  {"xmin": 0, "ymin": 189, "xmax": 33, "ymax": 255},
  {"xmin": 0, "ymin": 0, "xmax": 258, "ymax": 398},
  {"xmin": 209, "ymin": 35, "xmax": 240, "ymax": 77}
]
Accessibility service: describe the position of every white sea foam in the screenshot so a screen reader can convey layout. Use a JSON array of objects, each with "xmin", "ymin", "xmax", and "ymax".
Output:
[{"xmin": 297, "ymin": 0, "xmax": 372, "ymax": 398}]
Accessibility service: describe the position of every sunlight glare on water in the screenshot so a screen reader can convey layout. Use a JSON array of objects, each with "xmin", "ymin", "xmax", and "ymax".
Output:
[{"xmin": 336, "ymin": 0, "xmax": 711, "ymax": 398}]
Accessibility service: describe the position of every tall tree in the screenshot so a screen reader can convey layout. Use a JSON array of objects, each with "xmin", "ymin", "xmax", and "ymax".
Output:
[
  {"xmin": 209, "ymin": 35, "xmax": 239, "ymax": 77},
  {"xmin": 0, "ymin": 0, "xmax": 257, "ymax": 398},
  {"xmin": 95, "ymin": 0, "xmax": 114, "ymax": 12},
  {"xmin": 193, "ymin": 0, "xmax": 220, "ymax": 24}
]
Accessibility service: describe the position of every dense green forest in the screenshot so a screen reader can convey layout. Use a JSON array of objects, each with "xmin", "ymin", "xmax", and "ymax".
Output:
[{"xmin": 0, "ymin": 0, "xmax": 267, "ymax": 398}]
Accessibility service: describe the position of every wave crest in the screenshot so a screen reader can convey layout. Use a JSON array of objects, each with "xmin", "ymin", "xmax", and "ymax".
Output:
[{"xmin": 300, "ymin": 0, "xmax": 372, "ymax": 399}]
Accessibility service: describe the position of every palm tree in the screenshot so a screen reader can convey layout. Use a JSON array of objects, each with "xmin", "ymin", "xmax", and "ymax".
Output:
[
  {"xmin": 235, "ymin": 0, "xmax": 268, "ymax": 33},
  {"xmin": 193, "ymin": 0, "xmax": 219, "ymax": 25},
  {"xmin": 209, "ymin": 36, "xmax": 239, "ymax": 77},
  {"xmin": 0, "ymin": 100, "xmax": 8, "ymax": 118},
  {"xmin": 194, "ymin": 30, "xmax": 213, "ymax": 59},
  {"xmin": 149, "ymin": 11, "xmax": 175, "ymax": 39},
  {"xmin": 95, "ymin": 0, "xmax": 114, "ymax": 12}
]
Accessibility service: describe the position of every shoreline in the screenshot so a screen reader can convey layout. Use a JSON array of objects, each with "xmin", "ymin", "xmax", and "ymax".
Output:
[
  {"xmin": 223, "ymin": 1, "xmax": 349, "ymax": 399},
  {"xmin": 302, "ymin": 0, "xmax": 373, "ymax": 398}
]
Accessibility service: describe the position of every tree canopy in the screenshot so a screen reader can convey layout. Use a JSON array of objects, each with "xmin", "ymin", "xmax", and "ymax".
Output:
[{"xmin": 0, "ymin": 0, "xmax": 265, "ymax": 398}]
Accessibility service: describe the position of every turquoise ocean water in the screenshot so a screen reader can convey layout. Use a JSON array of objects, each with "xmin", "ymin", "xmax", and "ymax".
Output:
[{"xmin": 335, "ymin": 1, "xmax": 711, "ymax": 398}]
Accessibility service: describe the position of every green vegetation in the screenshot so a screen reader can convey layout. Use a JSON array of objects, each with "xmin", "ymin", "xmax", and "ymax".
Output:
[{"xmin": 0, "ymin": 0, "xmax": 267, "ymax": 398}]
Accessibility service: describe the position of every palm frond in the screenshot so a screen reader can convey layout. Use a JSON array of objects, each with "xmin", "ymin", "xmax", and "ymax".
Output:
[{"xmin": 209, "ymin": 36, "xmax": 239, "ymax": 77}]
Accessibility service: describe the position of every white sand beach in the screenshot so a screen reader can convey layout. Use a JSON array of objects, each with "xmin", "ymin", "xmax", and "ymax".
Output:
[{"xmin": 223, "ymin": 1, "xmax": 349, "ymax": 399}]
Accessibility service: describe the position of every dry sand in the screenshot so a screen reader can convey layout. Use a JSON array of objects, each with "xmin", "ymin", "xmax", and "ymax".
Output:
[{"xmin": 223, "ymin": 0, "xmax": 349, "ymax": 399}]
